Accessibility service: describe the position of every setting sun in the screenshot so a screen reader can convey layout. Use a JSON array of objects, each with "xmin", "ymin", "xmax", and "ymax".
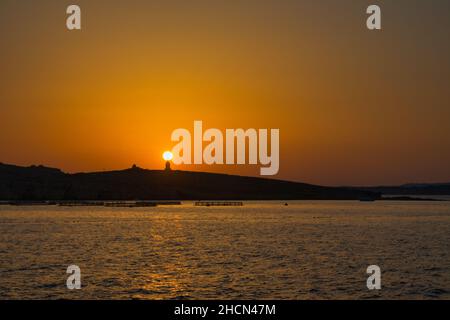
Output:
[{"xmin": 163, "ymin": 151, "xmax": 173, "ymax": 161}]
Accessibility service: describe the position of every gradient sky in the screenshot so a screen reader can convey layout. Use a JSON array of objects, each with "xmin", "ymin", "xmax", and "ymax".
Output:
[{"xmin": 1, "ymin": 0, "xmax": 450, "ymax": 186}]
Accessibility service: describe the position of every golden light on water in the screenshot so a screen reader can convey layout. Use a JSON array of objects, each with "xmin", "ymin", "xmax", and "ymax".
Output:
[{"xmin": 163, "ymin": 151, "xmax": 173, "ymax": 161}]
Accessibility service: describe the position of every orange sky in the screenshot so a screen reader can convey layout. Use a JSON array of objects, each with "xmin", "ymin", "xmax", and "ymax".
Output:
[{"xmin": 1, "ymin": 0, "xmax": 450, "ymax": 186}]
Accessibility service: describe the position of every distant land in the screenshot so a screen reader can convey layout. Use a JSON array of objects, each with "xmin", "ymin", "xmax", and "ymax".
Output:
[
  {"xmin": 0, "ymin": 163, "xmax": 448, "ymax": 201},
  {"xmin": 360, "ymin": 183, "xmax": 450, "ymax": 196}
]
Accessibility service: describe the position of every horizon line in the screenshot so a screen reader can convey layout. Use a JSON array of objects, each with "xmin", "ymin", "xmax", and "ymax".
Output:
[{"xmin": 1, "ymin": 161, "xmax": 450, "ymax": 189}]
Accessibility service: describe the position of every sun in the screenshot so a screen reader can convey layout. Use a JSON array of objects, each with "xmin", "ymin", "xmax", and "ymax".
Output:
[{"xmin": 162, "ymin": 151, "xmax": 173, "ymax": 161}]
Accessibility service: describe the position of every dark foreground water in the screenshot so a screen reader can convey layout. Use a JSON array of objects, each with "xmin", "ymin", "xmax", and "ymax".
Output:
[{"xmin": 0, "ymin": 201, "xmax": 449, "ymax": 299}]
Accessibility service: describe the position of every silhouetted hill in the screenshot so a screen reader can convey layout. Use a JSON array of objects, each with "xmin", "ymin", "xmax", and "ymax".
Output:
[{"xmin": 0, "ymin": 163, "xmax": 379, "ymax": 201}]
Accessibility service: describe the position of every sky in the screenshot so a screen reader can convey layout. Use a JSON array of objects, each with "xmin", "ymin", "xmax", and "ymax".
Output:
[{"xmin": 1, "ymin": 0, "xmax": 450, "ymax": 186}]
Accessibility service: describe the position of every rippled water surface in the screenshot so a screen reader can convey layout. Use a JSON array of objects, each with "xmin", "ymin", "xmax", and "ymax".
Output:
[{"xmin": 1, "ymin": 201, "xmax": 449, "ymax": 299}]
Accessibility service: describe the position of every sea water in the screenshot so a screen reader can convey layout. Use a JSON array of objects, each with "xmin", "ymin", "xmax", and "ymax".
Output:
[{"xmin": 0, "ymin": 201, "xmax": 449, "ymax": 299}]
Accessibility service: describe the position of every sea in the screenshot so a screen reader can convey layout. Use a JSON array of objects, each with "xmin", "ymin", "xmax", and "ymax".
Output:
[{"xmin": 0, "ymin": 201, "xmax": 449, "ymax": 299}]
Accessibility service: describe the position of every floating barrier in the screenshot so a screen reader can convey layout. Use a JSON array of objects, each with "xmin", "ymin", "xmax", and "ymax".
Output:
[
  {"xmin": 194, "ymin": 201, "xmax": 243, "ymax": 207},
  {"xmin": 6, "ymin": 200, "xmax": 182, "ymax": 207},
  {"xmin": 59, "ymin": 201, "xmax": 104, "ymax": 207},
  {"xmin": 8, "ymin": 201, "xmax": 51, "ymax": 206},
  {"xmin": 104, "ymin": 201, "xmax": 157, "ymax": 207}
]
